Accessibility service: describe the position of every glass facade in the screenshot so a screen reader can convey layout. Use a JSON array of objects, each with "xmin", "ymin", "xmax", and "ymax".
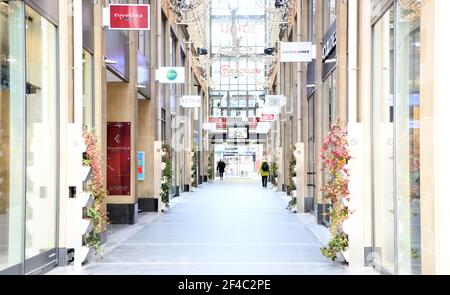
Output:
[
  {"xmin": 371, "ymin": 0, "xmax": 421, "ymax": 275},
  {"xmin": 0, "ymin": 1, "xmax": 58, "ymax": 274},
  {"xmin": 0, "ymin": 0, "xmax": 26, "ymax": 273},
  {"xmin": 323, "ymin": 0, "xmax": 336, "ymax": 35}
]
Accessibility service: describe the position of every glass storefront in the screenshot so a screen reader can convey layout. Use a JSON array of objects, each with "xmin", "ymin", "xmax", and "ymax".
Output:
[
  {"xmin": 0, "ymin": 1, "xmax": 58, "ymax": 274},
  {"xmin": 24, "ymin": 5, "xmax": 58, "ymax": 269},
  {"xmin": 371, "ymin": 0, "xmax": 421, "ymax": 275},
  {"xmin": 0, "ymin": 0, "xmax": 26, "ymax": 273}
]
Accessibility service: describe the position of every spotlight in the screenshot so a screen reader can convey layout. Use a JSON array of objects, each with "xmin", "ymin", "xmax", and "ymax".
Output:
[
  {"xmin": 264, "ymin": 47, "xmax": 275, "ymax": 55},
  {"xmin": 275, "ymin": 0, "xmax": 284, "ymax": 8},
  {"xmin": 197, "ymin": 48, "xmax": 208, "ymax": 55}
]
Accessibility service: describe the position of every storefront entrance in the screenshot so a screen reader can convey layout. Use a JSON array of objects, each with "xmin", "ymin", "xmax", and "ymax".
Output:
[{"xmin": 0, "ymin": 1, "xmax": 58, "ymax": 275}]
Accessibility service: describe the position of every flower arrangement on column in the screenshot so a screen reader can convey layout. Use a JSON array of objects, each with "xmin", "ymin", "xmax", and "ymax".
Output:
[
  {"xmin": 161, "ymin": 143, "xmax": 173, "ymax": 208},
  {"xmin": 208, "ymin": 151, "xmax": 215, "ymax": 181},
  {"xmin": 270, "ymin": 153, "xmax": 279, "ymax": 187},
  {"xmin": 83, "ymin": 130, "xmax": 108, "ymax": 254},
  {"xmin": 287, "ymin": 145, "xmax": 297, "ymax": 211},
  {"xmin": 320, "ymin": 121, "xmax": 352, "ymax": 262},
  {"xmin": 191, "ymin": 148, "xmax": 198, "ymax": 188}
]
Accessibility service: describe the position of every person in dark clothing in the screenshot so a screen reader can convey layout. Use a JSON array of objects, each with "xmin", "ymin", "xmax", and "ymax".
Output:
[{"xmin": 217, "ymin": 159, "xmax": 226, "ymax": 180}]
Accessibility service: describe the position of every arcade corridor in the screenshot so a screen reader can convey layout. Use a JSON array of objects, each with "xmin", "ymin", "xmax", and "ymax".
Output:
[{"xmin": 50, "ymin": 180, "xmax": 375, "ymax": 275}]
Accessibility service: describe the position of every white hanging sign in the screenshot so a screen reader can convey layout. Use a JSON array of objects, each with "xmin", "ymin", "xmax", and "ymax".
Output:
[
  {"xmin": 265, "ymin": 95, "xmax": 286, "ymax": 107},
  {"xmin": 280, "ymin": 42, "xmax": 313, "ymax": 63},
  {"xmin": 156, "ymin": 67, "xmax": 185, "ymax": 84},
  {"xmin": 180, "ymin": 95, "xmax": 201, "ymax": 108}
]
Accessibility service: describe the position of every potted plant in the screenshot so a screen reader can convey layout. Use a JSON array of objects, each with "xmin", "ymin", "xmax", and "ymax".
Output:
[
  {"xmin": 161, "ymin": 143, "xmax": 173, "ymax": 210},
  {"xmin": 83, "ymin": 129, "xmax": 108, "ymax": 257},
  {"xmin": 191, "ymin": 148, "xmax": 198, "ymax": 190},
  {"xmin": 208, "ymin": 151, "xmax": 215, "ymax": 181},
  {"xmin": 287, "ymin": 146, "xmax": 297, "ymax": 212},
  {"xmin": 270, "ymin": 154, "xmax": 279, "ymax": 191},
  {"xmin": 320, "ymin": 120, "xmax": 352, "ymax": 264}
]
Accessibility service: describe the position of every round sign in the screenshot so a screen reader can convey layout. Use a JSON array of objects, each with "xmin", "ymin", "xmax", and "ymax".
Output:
[{"xmin": 167, "ymin": 69, "xmax": 178, "ymax": 81}]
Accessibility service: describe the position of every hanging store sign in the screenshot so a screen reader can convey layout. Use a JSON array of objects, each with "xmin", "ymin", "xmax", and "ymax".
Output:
[
  {"xmin": 227, "ymin": 126, "xmax": 250, "ymax": 140},
  {"xmin": 105, "ymin": 4, "xmax": 150, "ymax": 30},
  {"xmin": 137, "ymin": 151, "xmax": 145, "ymax": 181},
  {"xmin": 180, "ymin": 96, "xmax": 201, "ymax": 108},
  {"xmin": 264, "ymin": 95, "xmax": 286, "ymax": 107},
  {"xmin": 203, "ymin": 123, "xmax": 217, "ymax": 131},
  {"xmin": 280, "ymin": 42, "xmax": 313, "ymax": 63},
  {"xmin": 107, "ymin": 122, "xmax": 131, "ymax": 196},
  {"xmin": 261, "ymin": 113, "xmax": 276, "ymax": 122},
  {"xmin": 156, "ymin": 67, "xmax": 185, "ymax": 84}
]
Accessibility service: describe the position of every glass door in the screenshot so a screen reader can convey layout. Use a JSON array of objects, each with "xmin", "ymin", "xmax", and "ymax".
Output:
[
  {"xmin": 24, "ymin": 5, "xmax": 58, "ymax": 274},
  {"xmin": 306, "ymin": 94, "xmax": 315, "ymax": 213},
  {"xmin": 372, "ymin": 5, "xmax": 396, "ymax": 274}
]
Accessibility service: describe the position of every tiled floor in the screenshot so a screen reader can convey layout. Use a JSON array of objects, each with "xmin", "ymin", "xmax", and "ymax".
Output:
[{"xmin": 49, "ymin": 179, "xmax": 377, "ymax": 275}]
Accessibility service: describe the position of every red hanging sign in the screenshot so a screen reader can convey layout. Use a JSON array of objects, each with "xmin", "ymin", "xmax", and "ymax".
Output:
[
  {"xmin": 107, "ymin": 122, "xmax": 131, "ymax": 196},
  {"xmin": 109, "ymin": 4, "xmax": 150, "ymax": 30}
]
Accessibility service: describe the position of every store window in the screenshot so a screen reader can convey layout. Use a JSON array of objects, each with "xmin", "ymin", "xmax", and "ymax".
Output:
[
  {"xmin": 0, "ymin": 0, "xmax": 26, "ymax": 273},
  {"xmin": 395, "ymin": 0, "xmax": 421, "ymax": 275},
  {"xmin": 24, "ymin": 5, "xmax": 58, "ymax": 265},
  {"xmin": 372, "ymin": 6, "xmax": 395, "ymax": 274},
  {"xmin": 83, "ymin": 50, "xmax": 94, "ymax": 129},
  {"xmin": 323, "ymin": 0, "xmax": 336, "ymax": 35},
  {"xmin": 371, "ymin": 0, "xmax": 421, "ymax": 275},
  {"xmin": 309, "ymin": 0, "xmax": 316, "ymax": 42}
]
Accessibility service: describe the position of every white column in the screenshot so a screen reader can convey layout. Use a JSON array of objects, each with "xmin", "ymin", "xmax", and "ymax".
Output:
[
  {"xmin": 433, "ymin": 0, "xmax": 450, "ymax": 275},
  {"xmin": 345, "ymin": 0, "xmax": 366, "ymax": 268}
]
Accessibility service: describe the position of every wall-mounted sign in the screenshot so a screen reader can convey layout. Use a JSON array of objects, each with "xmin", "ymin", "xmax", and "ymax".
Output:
[
  {"xmin": 105, "ymin": 4, "xmax": 150, "ymax": 30},
  {"xmin": 265, "ymin": 95, "xmax": 286, "ymax": 107},
  {"xmin": 156, "ymin": 67, "xmax": 185, "ymax": 84},
  {"xmin": 137, "ymin": 151, "xmax": 145, "ymax": 181},
  {"xmin": 227, "ymin": 126, "xmax": 250, "ymax": 140},
  {"xmin": 322, "ymin": 29, "xmax": 337, "ymax": 61},
  {"xmin": 180, "ymin": 95, "xmax": 201, "ymax": 108},
  {"xmin": 261, "ymin": 113, "xmax": 276, "ymax": 122},
  {"xmin": 107, "ymin": 122, "xmax": 131, "ymax": 195},
  {"xmin": 280, "ymin": 42, "xmax": 313, "ymax": 63}
]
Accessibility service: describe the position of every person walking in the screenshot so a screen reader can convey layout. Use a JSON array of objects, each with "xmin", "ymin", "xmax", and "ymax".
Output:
[
  {"xmin": 258, "ymin": 159, "xmax": 270, "ymax": 188},
  {"xmin": 217, "ymin": 159, "xmax": 226, "ymax": 180}
]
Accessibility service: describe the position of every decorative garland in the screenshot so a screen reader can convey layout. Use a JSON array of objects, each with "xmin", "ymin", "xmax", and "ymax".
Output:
[
  {"xmin": 161, "ymin": 143, "xmax": 173, "ymax": 208},
  {"xmin": 320, "ymin": 121, "xmax": 352, "ymax": 262},
  {"xmin": 83, "ymin": 130, "xmax": 108, "ymax": 255}
]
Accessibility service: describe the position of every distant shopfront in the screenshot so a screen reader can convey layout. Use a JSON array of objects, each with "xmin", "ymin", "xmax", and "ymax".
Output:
[{"xmin": 0, "ymin": 0, "xmax": 59, "ymax": 274}]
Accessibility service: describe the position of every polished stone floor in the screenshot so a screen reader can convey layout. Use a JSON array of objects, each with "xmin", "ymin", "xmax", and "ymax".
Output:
[{"xmin": 49, "ymin": 179, "xmax": 377, "ymax": 275}]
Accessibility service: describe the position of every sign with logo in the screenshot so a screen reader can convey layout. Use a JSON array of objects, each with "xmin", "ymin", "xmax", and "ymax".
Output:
[
  {"xmin": 322, "ymin": 30, "xmax": 337, "ymax": 61},
  {"xmin": 137, "ymin": 151, "xmax": 145, "ymax": 181},
  {"xmin": 107, "ymin": 4, "xmax": 150, "ymax": 30},
  {"xmin": 180, "ymin": 95, "xmax": 201, "ymax": 108},
  {"xmin": 227, "ymin": 126, "xmax": 250, "ymax": 140},
  {"xmin": 265, "ymin": 95, "xmax": 286, "ymax": 107},
  {"xmin": 156, "ymin": 67, "xmax": 185, "ymax": 84},
  {"xmin": 107, "ymin": 122, "xmax": 131, "ymax": 195},
  {"xmin": 280, "ymin": 42, "xmax": 313, "ymax": 63},
  {"xmin": 261, "ymin": 113, "xmax": 276, "ymax": 122}
]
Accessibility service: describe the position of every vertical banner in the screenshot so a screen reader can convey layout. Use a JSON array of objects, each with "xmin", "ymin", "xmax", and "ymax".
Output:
[
  {"xmin": 137, "ymin": 151, "xmax": 145, "ymax": 181},
  {"xmin": 107, "ymin": 122, "xmax": 131, "ymax": 195}
]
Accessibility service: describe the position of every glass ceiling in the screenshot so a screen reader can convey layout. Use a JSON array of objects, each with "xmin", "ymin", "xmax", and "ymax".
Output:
[{"xmin": 209, "ymin": 0, "xmax": 269, "ymax": 118}]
